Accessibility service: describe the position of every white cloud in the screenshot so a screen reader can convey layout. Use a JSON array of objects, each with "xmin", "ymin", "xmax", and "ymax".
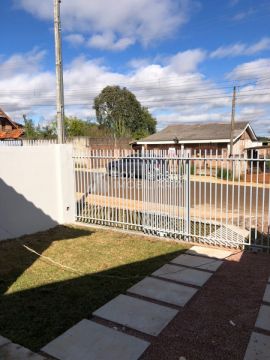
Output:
[
  {"xmin": 211, "ymin": 38, "xmax": 270, "ymax": 58},
  {"xmin": 1, "ymin": 49, "xmax": 270, "ymax": 135},
  {"xmin": 229, "ymin": 0, "xmax": 240, "ymax": 6},
  {"xmin": 225, "ymin": 59, "xmax": 270, "ymax": 132},
  {"xmin": 15, "ymin": 0, "xmax": 195, "ymax": 50},
  {"xmin": 156, "ymin": 112, "xmax": 228, "ymax": 128},
  {"xmin": 248, "ymin": 38, "xmax": 270, "ymax": 54},
  {"xmin": 128, "ymin": 58, "xmax": 150, "ymax": 70},
  {"xmin": 227, "ymin": 58, "xmax": 270, "ymax": 80},
  {"xmin": 0, "ymin": 48, "xmax": 46, "ymax": 79},
  {"xmin": 87, "ymin": 32, "xmax": 135, "ymax": 51},
  {"xmin": 168, "ymin": 49, "xmax": 206, "ymax": 74},
  {"xmin": 64, "ymin": 34, "xmax": 85, "ymax": 47},
  {"xmin": 232, "ymin": 8, "xmax": 255, "ymax": 21}
]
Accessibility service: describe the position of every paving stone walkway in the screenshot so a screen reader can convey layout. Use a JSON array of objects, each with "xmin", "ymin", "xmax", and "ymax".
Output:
[
  {"xmin": 0, "ymin": 335, "xmax": 46, "ymax": 359},
  {"xmin": 41, "ymin": 245, "xmax": 231, "ymax": 360},
  {"xmin": 244, "ymin": 277, "xmax": 270, "ymax": 360}
]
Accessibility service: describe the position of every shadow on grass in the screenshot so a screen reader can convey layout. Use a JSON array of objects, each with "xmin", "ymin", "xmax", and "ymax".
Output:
[
  {"xmin": 0, "ymin": 240, "xmax": 185, "ymax": 352},
  {"xmin": 0, "ymin": 177, "xmax": 94, "ymax": 296},
  {"xmin": 0, "ymin": 177, "xmax": 187, "ymax": 351},
  {"xmin": 0, "ymin": 225, "xmax": 94, "ymax": 296}
]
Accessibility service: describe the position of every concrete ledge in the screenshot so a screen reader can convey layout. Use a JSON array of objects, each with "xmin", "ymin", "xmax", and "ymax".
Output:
[
  {"xmin": 255, "ymin": 305, "xmax": 270, "ymax": 332},
  {"xmin": 0, "ymin": 341, "xmax": 46, "ymax": 359},
  {"xmin": 93, "ymin": 294, "xmax": 178, "ymax": 336},
  {"xmin": 244, "ymin": 332, "xmax": 270, "ymax": 360},
  {"xmin": 171, "ymin": 254, "xmax": 223, "ymax": 272},
  {"xmin": 0, "ymin": 335, "xmax": 10, "ymax": 347},
  {"xmin": 186, "ymin": 245, "xmax": 232, "ymax": 259},
  {"xmin": 152, "ymin": 263, "xmax": 212, "ymax": 287},
  {"xmin": 42, "ymin": 319, "xmax": 150, "ymax": 360},
  {"xmin": 263, "ymin": 284, "xmax": 270, "ymax": 304},
  {"xmin": 128, "ymin": 277, "xmax": 197, "ymax": 307}
]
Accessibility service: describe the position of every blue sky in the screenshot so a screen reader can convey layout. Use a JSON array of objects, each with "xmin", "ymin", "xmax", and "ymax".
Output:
[{"xmin": 1, "ymin": 0, "xmax": 270, "ymax": 134}]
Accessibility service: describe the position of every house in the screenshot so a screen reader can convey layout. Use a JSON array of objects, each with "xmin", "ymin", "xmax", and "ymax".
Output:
[
  {"xmin": 132, "ymin": 121, "xmax": 257, "ymax": 156},
  {"xmin": 0, "ymin": 108, "xmax": 24, "ymax": 140}
]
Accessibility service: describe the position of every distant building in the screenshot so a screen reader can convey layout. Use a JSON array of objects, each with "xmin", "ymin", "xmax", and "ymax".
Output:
[
  {"xmin": 0, "ymin": 108, "xmax": 24, "ymax": 140},
  {"xmin": 132, "ymin": 122, "xmax": 257, "ymax": 156},
  {"xmin": 245, "ymin": 145, "xmax": 270, "ymax": 159},
  {"xmin": 0, "ymin": 108, "xmax": 24, "ymax": 141}
]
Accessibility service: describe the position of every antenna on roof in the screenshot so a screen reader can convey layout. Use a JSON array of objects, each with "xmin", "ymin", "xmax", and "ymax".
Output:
[{"xmin": 229, "ymin": 86, "xmax": 236, "ymax": 157}]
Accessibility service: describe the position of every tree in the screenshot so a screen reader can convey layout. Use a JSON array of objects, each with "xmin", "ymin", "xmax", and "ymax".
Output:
[
  {"xmin": 22, "ymin": 114, "xmax": 116, "ymax": 140},
  {"xmin": 38, "ymin": 124, "xmax": 57, "ymax": 139},
  {"xmin": 64, "ymin": 116, "xmax": 90, "ymax": 137},
  {"xmin": 48, "ymin": 116, "xmax": 94, "ymax": 138},
  {"xmin": 22, "ymin": 115, "xmax": 40, "ymax": 139},
  {"xmin": 93, "ymin": 86, "xmax": 156, "ymax": 139}
]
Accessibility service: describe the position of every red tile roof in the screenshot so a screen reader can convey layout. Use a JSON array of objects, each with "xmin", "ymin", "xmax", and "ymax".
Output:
[
  {"xmin": 0, "ymin": 107, "xmax": 24, "ymax": 139},
  {"xmin": 0, "ymin": 129, "xmax": 24, "ymax": 139}
]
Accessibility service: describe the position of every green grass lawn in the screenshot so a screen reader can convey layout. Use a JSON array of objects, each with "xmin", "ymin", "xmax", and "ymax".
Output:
[{"xmin": 0, "ymin": 225, "xmax": 188, "ymax": 351}]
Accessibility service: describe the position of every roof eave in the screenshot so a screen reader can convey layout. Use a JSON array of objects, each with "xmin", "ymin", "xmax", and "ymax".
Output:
[{"xmin": 136, "ymin": 139, "xmax": 232, "ymax": 145}]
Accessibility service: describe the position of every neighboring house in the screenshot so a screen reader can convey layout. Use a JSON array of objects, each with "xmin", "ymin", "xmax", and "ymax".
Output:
[
  {"xmin": 246, "ymin": 145, "xmax": 270, "ymax": 159},
  {"xmin": 132, "ymin": 121, "xmax": 257, "ymax": 156},
  {"xmin": 0, "ymin": 108, "xmax": 24, "ymax": 140}
]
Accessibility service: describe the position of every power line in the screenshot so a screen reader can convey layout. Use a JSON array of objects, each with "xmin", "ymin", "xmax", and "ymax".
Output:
[
  {"xmin": 1, "ymin": 65, "xmax": 269, "ymax": 89},
  {"xmin": 1, "ymin": 92, "xmax": 269, "ymax": 109},
  {"xmin": 1, "ymin": 82, "xmax": 270, "ymax": 100},
  {"xmin": 2, "ymin": 88, "xmax": 270, "ymax": 101}
]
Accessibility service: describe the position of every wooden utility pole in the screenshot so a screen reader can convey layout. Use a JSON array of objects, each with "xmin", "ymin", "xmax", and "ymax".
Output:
[
  {"xmin": 229, "ymin": 86, "xmax": 236, "ymax": 156},
  {"xmin": 54, "ymin": 0, "xmax": 65, "ymax": 143}
]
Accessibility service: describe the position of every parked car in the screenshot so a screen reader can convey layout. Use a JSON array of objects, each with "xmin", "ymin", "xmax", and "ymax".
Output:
[{"xmin": 107, "ymin": 156, "xmax": 168, "ymax": 179}]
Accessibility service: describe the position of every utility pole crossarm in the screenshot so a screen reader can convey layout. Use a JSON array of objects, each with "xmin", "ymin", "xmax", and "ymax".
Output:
[{"xmin": 54, "ymin": 0, "xmax": 65, "ymax": 144}]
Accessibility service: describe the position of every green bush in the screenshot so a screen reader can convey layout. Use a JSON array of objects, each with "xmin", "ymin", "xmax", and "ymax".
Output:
[
  {"xmin": 265, "ymin": 161, "xmax": 270, "ymax": 171},
  {"xmin": 216, "ymin": 167, "xmax": 233, "ymax": 180}
]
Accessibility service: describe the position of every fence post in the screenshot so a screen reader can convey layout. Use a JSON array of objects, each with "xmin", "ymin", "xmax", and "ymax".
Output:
[{"xmin": 185, "ymin": 157, "xmax": 191, "ymax": 240}]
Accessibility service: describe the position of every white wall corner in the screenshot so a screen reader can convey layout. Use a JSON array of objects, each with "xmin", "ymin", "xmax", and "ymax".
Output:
[{"xmin": 56, "ymin": 144, "xmax": 76, "ymax": 224}]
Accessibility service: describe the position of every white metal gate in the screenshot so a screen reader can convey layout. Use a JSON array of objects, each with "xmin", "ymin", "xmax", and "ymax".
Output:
[{"xmin": 74, "ymin": 149, "xmax": 270, "ymax": 251}]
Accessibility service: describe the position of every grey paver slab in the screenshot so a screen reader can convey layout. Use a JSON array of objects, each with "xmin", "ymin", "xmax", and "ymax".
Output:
[
  {"xmin": 0, "ymin": 335, "xmax": 10, "ymax": 347},
  {"xmin": 128, "ymin": 277, "xmax": 197, "ymax": 307},
  {"xmin": 244, "ymin": 332, "xmax": 270, "ymax": 360},
  {"xmin": 0, "ymin": 342, "xmax": 46, "ymax": 359},
  {"xmin": 255, "ymin": 305, "xmax": 270, "ymax": 331},
  {"xmin": 171, "ymin": 254, "xmax": 223, "ymax": 272},
  {"xmin": 152, "ymin": 263, "xmax": 212, "ymax": 287},
  {"xmin": 42, "ymin": 319, "xmax": 149, "ymax": 360},
  {"xmin": 263, "ymin": 284, "xmax": 270, "ymax": 303},
  {"xmin": 93, "ymin": 294, "xmax": 178, "ymax": 336},
  {"xmin": 186, "ymin": 245, "xmax": 232, "ymax": 259}
]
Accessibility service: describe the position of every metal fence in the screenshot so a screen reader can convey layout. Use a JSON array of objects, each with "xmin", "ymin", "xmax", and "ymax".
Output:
[
  {"xmin": 73, "ymin": 149, "xmax": 270, "ymax": 251},
  {"xmin": 0, "ymin": 139, "xmax": 58, "ymax": 146}
]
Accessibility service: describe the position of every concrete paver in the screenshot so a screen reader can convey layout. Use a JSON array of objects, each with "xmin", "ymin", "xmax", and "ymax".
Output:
[
  {"xmin": 0, "ymin": 342, "xmax": 46, "ymax": 359},
  {"xmin": 171, "ymin": 254, "xmax": 223, "ymax": 272},
  {"xmin": 186, "ymin": 245, "xmax": 232, "ymax": 259},
  {"xmin": 42, "ymin": 319, "xmax": 149, "ymax": 360},
  {"xmin": 152, "ymin": 263, "xmax": 212, "ymax": 287},
  {"xmin": 0, "ymin": 335, "xmax": 10, "ymax": 347},
  {"xmin": 263, "ymin": 284, "xmax": 270, "ymax": 304},
  {"xmin": 244, "ymin": 332, "xmax": 270, "ymax": 360},
  {"xmin": 128, "ymin": 277, "xmax": 197, "ymax": 307},
  {"xmin": 255, "ymin": 305, "xmax": 270, "ymax": 332},
  {"xmin": 93, "ymin": 294, "xmax": 178, "ymax": 336}
]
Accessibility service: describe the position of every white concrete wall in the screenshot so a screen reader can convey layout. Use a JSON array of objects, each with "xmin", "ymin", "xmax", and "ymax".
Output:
[{"xmin": 0, "ymin": 145, "xmax": 75, "ymax": 241}]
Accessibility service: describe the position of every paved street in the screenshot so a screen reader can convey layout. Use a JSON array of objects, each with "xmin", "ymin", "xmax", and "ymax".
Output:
[{"xmin": 75, "ymin": 171, "xmax": 269, "ymax": 218}]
